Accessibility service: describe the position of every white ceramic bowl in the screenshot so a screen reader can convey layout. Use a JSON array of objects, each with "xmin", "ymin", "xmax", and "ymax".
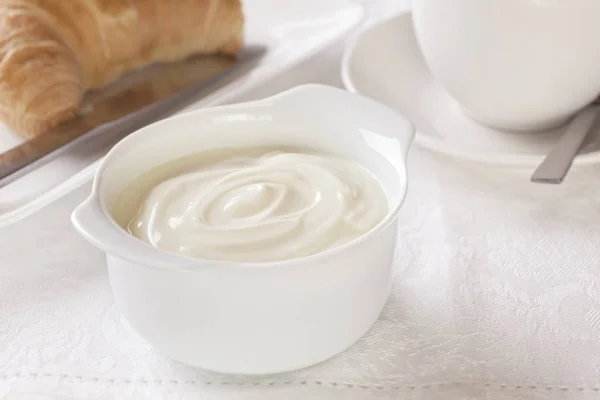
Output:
[{"xmin": 71, "ymin": 84, "xmax": 414, "ymax": 375}]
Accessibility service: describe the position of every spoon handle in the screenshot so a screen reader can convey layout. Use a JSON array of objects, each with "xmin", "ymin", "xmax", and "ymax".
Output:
[{"xmin": 531, "ymin": 105, "xmax": 600, "ymax": 184}]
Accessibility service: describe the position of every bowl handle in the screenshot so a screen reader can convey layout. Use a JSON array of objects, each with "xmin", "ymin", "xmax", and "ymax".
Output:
[
  {"xmin": 268, "ymin": 84, "xmax": 415, "ymax": 158},
  {"xmin": 71, "ymin": 196, "xmax": 195, "ymax": 268}
]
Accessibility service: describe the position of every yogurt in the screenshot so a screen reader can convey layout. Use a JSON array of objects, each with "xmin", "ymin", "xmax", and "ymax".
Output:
[{"xmin": 113, "ymin": 147, "xmax": 388, "ymax": 262}]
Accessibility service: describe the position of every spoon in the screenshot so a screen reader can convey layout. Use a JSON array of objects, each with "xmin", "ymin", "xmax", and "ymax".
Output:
[{"xmin": 531, "ymin": 98, "xmax": 600, "ymax": 184}]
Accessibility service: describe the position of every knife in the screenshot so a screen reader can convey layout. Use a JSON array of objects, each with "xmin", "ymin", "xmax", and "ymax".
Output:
[{"xmin": 0, "ymin": 45, "xmax": 266, "ymax": 188}]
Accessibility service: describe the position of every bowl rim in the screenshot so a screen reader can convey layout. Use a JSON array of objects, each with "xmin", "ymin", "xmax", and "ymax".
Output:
[{"xmin": 82, "ymin": 84, "xmax": 414, "ymax": 269}]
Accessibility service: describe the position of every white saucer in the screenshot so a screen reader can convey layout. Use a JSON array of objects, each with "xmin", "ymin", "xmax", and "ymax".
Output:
[{"xmin": 341, "ymin": 12, "xmax": 600, "ymax": 167}]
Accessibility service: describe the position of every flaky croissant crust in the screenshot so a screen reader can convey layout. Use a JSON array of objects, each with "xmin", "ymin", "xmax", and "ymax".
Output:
[{"xmin": 0, "ymin": 0, "xmax": 243, "ymax": 137}]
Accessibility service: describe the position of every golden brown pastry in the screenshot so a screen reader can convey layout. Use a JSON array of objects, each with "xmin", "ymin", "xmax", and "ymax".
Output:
[{"xmin": 0, "ymin": 0, "xmax": 244, "ymax": 138}]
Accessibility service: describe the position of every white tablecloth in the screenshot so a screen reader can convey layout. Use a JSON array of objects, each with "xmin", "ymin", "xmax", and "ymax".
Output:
[{"xmin": 3, "ymin": 1, "xmax": 600, "ymax": 399}]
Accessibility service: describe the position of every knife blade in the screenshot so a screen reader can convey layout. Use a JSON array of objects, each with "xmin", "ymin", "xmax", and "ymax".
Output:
[{"xmin": 0, "ymin": 45, "xmax": 266, "ymax": 188}]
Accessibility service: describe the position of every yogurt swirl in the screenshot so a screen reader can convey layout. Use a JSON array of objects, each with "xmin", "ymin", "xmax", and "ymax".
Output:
[{"xmin": 123, "ymin": 148, "xmax": 388, "ymax": 262}]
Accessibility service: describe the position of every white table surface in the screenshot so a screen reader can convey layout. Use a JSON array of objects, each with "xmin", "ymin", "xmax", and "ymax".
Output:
[{"xmin": 4, "ymin": 1, "xmax": 600, "ymax": 399}]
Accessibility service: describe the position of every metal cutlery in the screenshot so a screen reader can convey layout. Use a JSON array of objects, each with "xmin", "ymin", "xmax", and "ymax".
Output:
[
  {"xmin": 0, "ymin": 45, "xmax": 266, "ymax": 188},
  {"xmin": 531, "ymin": 98, "xmax": 600, "ymax": 184}
]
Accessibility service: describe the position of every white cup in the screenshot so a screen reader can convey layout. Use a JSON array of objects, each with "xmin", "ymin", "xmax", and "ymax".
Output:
[{"xmin": 412, "ymin": 0, "xmax": 600, "ymax": 131}]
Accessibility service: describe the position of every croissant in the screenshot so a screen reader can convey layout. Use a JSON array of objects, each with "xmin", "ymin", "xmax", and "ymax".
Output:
[{"xmin": 0, "ymin": 0, "xmax": 244, "ymax": 138}]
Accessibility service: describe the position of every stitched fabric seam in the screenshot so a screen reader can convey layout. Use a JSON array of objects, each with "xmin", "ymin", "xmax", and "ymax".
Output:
[{"xmin": 0, "ymin": 373, "xmax": 598, "ymax": 392}]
